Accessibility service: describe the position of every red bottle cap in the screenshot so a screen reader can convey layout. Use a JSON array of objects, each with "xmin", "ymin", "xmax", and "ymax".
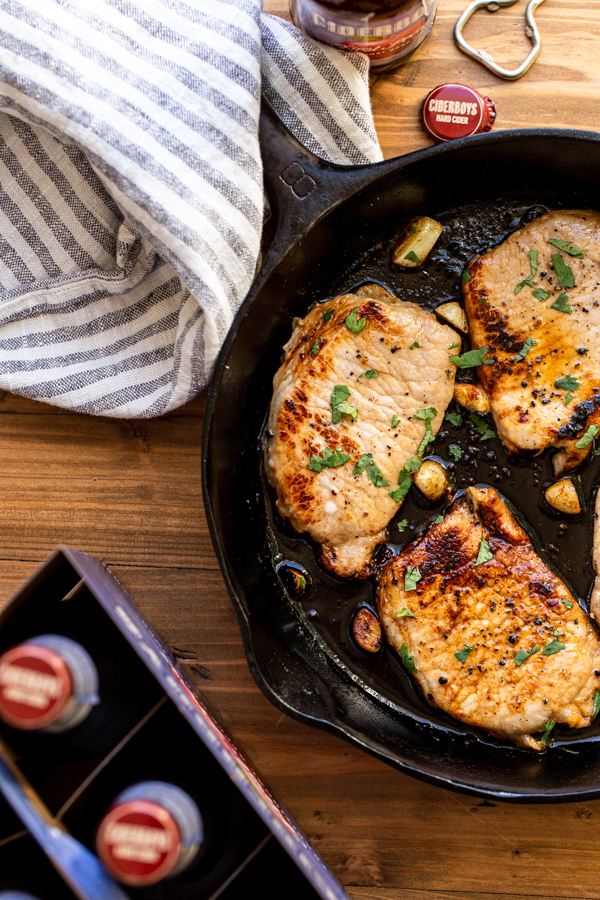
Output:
[
  {"xmin": 96, "ymin": 799, "xmax": 182, "ymax": 887},
  {"xmin": 0, "ymin": 644, "xmax": 73, "ymax": 730},
  {"xmin": 422, "ymin": 83, "xmax": 496, "ymax": 142}
]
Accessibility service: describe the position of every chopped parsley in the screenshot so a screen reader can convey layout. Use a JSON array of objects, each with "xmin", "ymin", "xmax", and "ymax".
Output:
[
  {"xmin": 353, "ymin": 453, "xmax": 372, "ymax": 476},
  {"xmin": 367, "ymin": 461, "xmax": 389, "ymax": 488},
  {"xmin": 548, "ymin": 238, "xmax": 584, "ymax": 258},
  {"xmin": 414, "ymin": 406, "xmax": 437, "ymax": 456},
  {"xmin": 541, "ymin": 719, "xmax": 555, "ymax": 747},
  {"xmin": 551, "ymin": 293, "xmax": 572, "ymax": 314},
  {"xmin": 345, "ymin": 307, "xmax": 367, "ymax": 334},
  {"xmin": 389, "ymin": 408, "xmax": 437, "ymax": 503},
  {"xmin": 515, "ymin": 277, "xmax": 534, "ymax": 294},
  {"xmin": 451, "ymin": 347, "xmax": 494, "ymax": 368},
  {"xmin": 462, "ymin": 270, "xmax": 469, "ymax": 284},
  {"xmin": 396, "ymin": 607, "xmax": 417, "ymax": 618},
  {"xmin": 331, "ymin": 384, "xmax": 358, "ymax": 424},
  {"xmin": 359, "ymin": 369, "xmax": 379, "ymax": 379},
  {"xmin": 552, "ymin": 253, "xmax": 576, "ymax": 288},
  {"xmin": 404, "ymin": 565, "xmax": 422, "ymax": 592},
  {"xmin": 399, "ymin": 642, "xmax": 417, "ymax": 672},
  {"xmin": 575, "ymin": 424, "xmax": 599, "ymax": 449},
  {"xmin": 455, "ymin": 644, "xmax": 473, "ymax": 665},
  {"xmin": 562, "ymin": 599, "xmax": 574, "ymax": 609},
  {"xmin": 562, "ymin": 748, "xmax": 579, "ymax": 755},
  {"xmin": 529, "ymin": 249, "xmax": 538, "ymax": 276},
  {"xmin": 311, "ymin": 338, "xmax": 322, "ymax": 355},
  {"xmin": 475, "ymin": 538, "xmax": 493, "ymax": 566},
  {"xmin": 449, "ymin": 341, "xmax": 461, "ymax": 350},
  {"xmin": 553, "ymin": 628, "xmax": 564, "ymax": 637},
  {"xmin": 470, "ymin": 411, "xmax": 495, "ymax": 441},
  {"xmin": 297, "ymin": 574, "xmax": 306, "ymax": 591},
  {"xmin": 542, "ymin": 639, "xmax": 565, "ymax": 656},
  {"xmin": 533, "ymin": 287, "xmax": 550, "ymax": 301},
  {"xmin": 565, "ymin": 393, "xmax": 574, "ymax": 406},
  {"xmin": 446, "ymin": 410, "xmax": 462, "ymax": 427},
  {"xmin": 405, "ymin": 250, "xmax": 420, "ymax": 263},
  {"xmin": 593, "ymin": 691, "xmax": 600, "ymax": 720},
  {"xmin": 433, "ymin": 515, "xmax": 444, "ymax": 524},
  {"xmin": 449, "ymin": 445, "xmax": 463, "ymax": 461},
  {"xmin": 396, "ymin": 518, "xmax": 408, "ymax": 532},
  {"xmin": 515, "ymin": 645, "xmax": 540, "ymax": 667},
  {"xmin": 409, "ymin": 341, "xmax": 421, "ymax": 350},
  {"xmin": 322, "ymin": 309, "xmax": 333, "ymax": 322},
  {"xmin": 308, "ymin": 447, "xmax": 350, "ymax": 473},
  {"xmin": 389, "ymin": 470, "xmax": 413, "ymax": 503},
  {"xmin": 514, "ymin": 337, "xmax": 537, "ymax": 362},
  {"xmin": 555, "ymin": 374, "xmax": 580, "ymax": 391},
  {"xmin": 411, "ymin": 224, "xmax": 417, "ymax": 234},
  {"xmin": 391, "ymin": 414, "xmax": 399, "ymax": 428}
]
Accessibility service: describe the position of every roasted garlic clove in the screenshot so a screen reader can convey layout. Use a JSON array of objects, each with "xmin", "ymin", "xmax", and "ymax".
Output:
[
  {"xmin": 545, "ymin": 477, "xmax": 584, "ymax": 515},
  {"xmin": 435, "ymin": 302, "xmax": 468, "ymax": 333},
  {"xmin": 413, "ymin": 459, "xmax": 449, "ymax": 502},
  {"xmin": 453, "ymin": 382, "xmax": 491, "ymax": 414},
  {"xmin": 392, "ymin": 216, "xmax": 444, "ymax": 268},
  {"xmin": 353, "ymin": 608, "xmax": 382, "ymax": 653}
]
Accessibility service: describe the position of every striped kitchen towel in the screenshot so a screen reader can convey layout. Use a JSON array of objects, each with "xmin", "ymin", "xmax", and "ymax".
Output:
[{"xmin": 0, "ymin": 1, "xmax": 381, "ymax": 417}]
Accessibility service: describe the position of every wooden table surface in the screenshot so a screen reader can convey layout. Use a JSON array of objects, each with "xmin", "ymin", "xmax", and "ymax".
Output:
[{"xmin": 3, "ymin": 1, "xmax": 600, "ymax": 898}]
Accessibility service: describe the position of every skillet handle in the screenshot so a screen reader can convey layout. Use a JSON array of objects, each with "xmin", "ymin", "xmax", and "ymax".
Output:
[{"xmin": 258, "ymin": 99, "xmax": 385, "ymax": 280}]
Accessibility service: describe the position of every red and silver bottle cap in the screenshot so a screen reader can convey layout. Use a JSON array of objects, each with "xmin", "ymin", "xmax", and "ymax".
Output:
[
  {"xmin": 0, "ymin": 635, "xmax": 99, "ymax": 732},
  {"xmin": 96, "ymin": 781, "xmax": 203, "ymax": 887},
  {"xmin": 422, "ymin": 83, "xmax": 496, "ymax": 142}
]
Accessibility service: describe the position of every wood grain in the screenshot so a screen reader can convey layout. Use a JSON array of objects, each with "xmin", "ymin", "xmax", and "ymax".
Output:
[{"xmin": 1, "ymin": 1, "xmax": 600, "ymax": 897}]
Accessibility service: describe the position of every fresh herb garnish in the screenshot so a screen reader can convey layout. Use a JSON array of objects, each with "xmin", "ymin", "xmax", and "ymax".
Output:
[
  {"xmin": 575, "ymin": 424, "xmax": 599, "ymax": 449},
  {"xmin": 389, "ymin": 409, "xmax": 437, "ymax": 503},
  {"xmin": 404, "ymin": 565, "xmax": 422, "ymax": 592},
  {"xmin": 462, "ymin": 270, "xmax": 469, "ymax": 284},
  {"xmin": 553, "ymin": 628, "xmax": 564, "ymax": 637},
  {"xmin": 555, "ymin": 374, "xmax": 580, "ymax": 391},
  {"xmin": 353, "ymin": 453, "xmax": 372, "ymax": 476},
  {"xmin": 446, "ymin": 410, "xmax": 462, "ymax": 427},
  {"xmin": 552, "ymin": 253, "xmax": 576, "ymax": 288},
  {"xmin": 475, "ymin": 538, "xmax": 493, "ymax": 566},
  {"xmin": 562, "ymin": 748, "xmax": 579, "ymax": 754},
  {"xmin": 345, "ymin": 307, "xmax": 367, "ymax": 334},
  {"xmin": 399, "ymin": 642, "xmax": 417, "ymax": 672},
  {"xmin": 563, "ymin": 599, "xmax": 574, "ymax": 609},
  {"xmin": 389, "ymin": 470, "xmax": 413, "ymax": 503},
  {"xmin": 514, "ymin": 645, "xmax": 540, "ymax": 667},
  {"xmin": 396, "ymin": 607, "xmax": 418, "ymax": 618},
  {"xmin": 548, "ymin": 238, "xmax": 584, "ymax": 258},
  {"xmin": 541, "ymin": 719, "xmax": 555, "ymax": 747},
  {"xmin": 405, "ymin": 250, "xmax": 420, "ymax": 263},
  {"xmin": 565, "ymin": 393, "xmax": 574, "ymax": 406},
  {"xmin": 514, "ymin": 337, "xmax": 537, "ymax": 362},
  {"xmin": 515, "ymin": 277, "xmax": 535, "ymax": 294},
  {"xmin": 433, "ymin": 514, "xmax": 444, "ymax": 524},
  {"xmin": 449, "ymin": 341, "xmax": 461, "ymax": 350},
  {"xmin": 396, "ymin": 518, "xmax": 408, "ymax": 532},
  {"xmin": 414, "ymin": 406, "xmax": 437, "ymax": 456},
  {"xmin": 323, "ymin": 309, "xmax": 333, "ymax": 322},
  {"xmin": 470, "ymin": 411, "xmax": 495, "ymax": 441},
  {"xmin": 391, "ymin": 414, "xmax": 399, "ymax": 428},
  {"xmin": 449, "ymin": 445, "xmax": 463, "ymax": 461},
  {"xmin": 593, "ymin": 691, "xmax": 600, "ymax": 720},
  {"xmin": 411, "ymin": 224, "xmax": 417, "ymax": 234},
  {"xmin": 551, "ymin": 293, "xmax": 572, "ymax": 314},
  {"xmin": 367, "ymin": 461, "xmax": 389, "ymax": 488},
  {"xmin": 409, "ymin": 341, "xmax": 421, "ymax": 350},
  {"xmin": 451, "ymin": 347, "xmax": 494, "ymax": 368},
  {"xmin": 455, "ymin": 645, "xmax": 473, "ymax": 665},
  {"xmin": 311, "ymin": 338, "xmax": 322, "ymax": 355},
  {"xmin": 542, "ymin": 639, "xmax": 566, "ymax": 656},
  {"xmin": 529, "ymin": 249, "xmax": 538, "ymax": 276},
  {"xmin": 533, "ymin": 287, "xmax": 550, "ymax": 301},
  {"xmin": 297, "ymin": 574, "xmax": 306, "ymax": 591},
  {"xmin": 331, "ymin": 384, "xmax": 358, "ymax": 424},
  {"xmin": 308, "ymin": 447, "xmax": 351, "ymax": 473},
  {"xmin": 359, "ymin": 369, "xmax": 379, "ymax": 379}
]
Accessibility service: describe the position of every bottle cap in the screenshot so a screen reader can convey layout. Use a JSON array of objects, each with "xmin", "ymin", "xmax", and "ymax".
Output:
[
  {"xmin": 422, "ymin": 83, "xmax": 496, "ymax": 142},
  {"xmin": 96, "ymin": 798, "xmax": 183, "ymax": 886},
  {"xmin": 0, "ymin": 635, "xmax": 99, "ymax": 732},
  {"xmin": 0, "ymin": 643, "xmax": 73, "ymax": 730}
]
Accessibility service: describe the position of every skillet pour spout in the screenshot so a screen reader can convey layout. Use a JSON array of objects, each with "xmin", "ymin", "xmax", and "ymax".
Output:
[{"xmin": 203, "ymin": 104, "xmax": 600, "ymax": 801}]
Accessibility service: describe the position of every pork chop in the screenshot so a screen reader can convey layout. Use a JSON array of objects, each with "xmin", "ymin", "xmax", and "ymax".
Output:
[
  {"xmin": 265, "ymin": 285, "xmax": 457, "ymax": 578},
  {"xmin": 377, "ymin": 486, "xmax": 600, "ymax": 750},
  {"xmin": 463, "ymin": 210, "xmax": 600, "ymax": 474}
]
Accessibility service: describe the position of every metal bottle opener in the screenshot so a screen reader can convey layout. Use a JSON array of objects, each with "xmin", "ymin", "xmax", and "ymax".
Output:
[{"xmin": 454, "ymin": 0, "xmax": 547, "ymax": 80}]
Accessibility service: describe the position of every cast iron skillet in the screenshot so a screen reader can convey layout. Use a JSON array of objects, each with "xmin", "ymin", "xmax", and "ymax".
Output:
[{"xmin": 203, "ymin": 100, "xmax": 600, "ymax": 801}]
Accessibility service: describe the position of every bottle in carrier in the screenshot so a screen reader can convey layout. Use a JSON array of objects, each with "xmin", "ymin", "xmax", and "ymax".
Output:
[
  {"xmin": 95, "ymin": 781, "xmax": 204, "ymax": 887},
  {"xmin": 0, "ymin": 635, "xmax": 99, "ymax": 733}
]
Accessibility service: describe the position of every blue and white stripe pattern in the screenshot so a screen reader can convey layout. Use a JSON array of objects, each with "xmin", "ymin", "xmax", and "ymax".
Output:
[{"xmin": 0, "ymin": 0, "xmax": 381, "ymax": 417}]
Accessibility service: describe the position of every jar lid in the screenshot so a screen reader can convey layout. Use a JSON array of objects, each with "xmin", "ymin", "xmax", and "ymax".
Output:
[
  {"xmin": 0, "ymin": 643, "xmax": 73, "ymax": 729},
  {"xmin": 96, "ymin": 799, "xmax": 182, "ymax": 886},
  {"xmin": 422, "ymin": 83, "xmax": 496, "ymax": 142}
]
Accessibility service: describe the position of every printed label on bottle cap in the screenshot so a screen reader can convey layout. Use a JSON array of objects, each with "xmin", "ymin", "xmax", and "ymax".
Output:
[
  {"xmin": 97, "ymin": 800, "xmax": 182, "ymax": 886},
  {"xmin": 0, "ymin": 644, "xmax": 73, "ymax": 729},
  {"xmin": 423, "ymin": 84, "xmax": 495, "ymax": 141}
]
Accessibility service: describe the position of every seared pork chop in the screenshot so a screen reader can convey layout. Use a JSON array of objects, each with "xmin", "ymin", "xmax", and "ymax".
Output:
[
  {"xmin": 377, "ymin": 486, "xmax": 600, "ymax": 750},
  {"xmin": 464, "ymin": 210, "xmax": 600, "ymax": 474},
  {"xmin": 265, "ymin": 286, "xmax": 457, "ymax": 578}
]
